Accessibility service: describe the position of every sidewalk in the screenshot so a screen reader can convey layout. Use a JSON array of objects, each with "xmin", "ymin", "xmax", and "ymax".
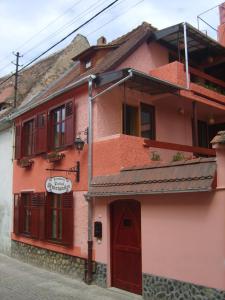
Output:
[{"xmin": 0, "ymin": 254, "xmax": 142, "ymax": 300}]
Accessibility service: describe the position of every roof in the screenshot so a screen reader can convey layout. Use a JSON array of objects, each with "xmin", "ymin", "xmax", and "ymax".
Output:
[
  {"xmin": 88, "ymin": 158, "xmax": 216, "ymax": 197},
  {"xmin": 150, "ymin": 22, "xmax": 225, "ymax": 58},
  {"xmin": 14, "ymin": 22, "xmax": 156, "ymax": 112},
  {"xmin": 0, "ymin": 34, "xmax": 89, "ymax": 120}
]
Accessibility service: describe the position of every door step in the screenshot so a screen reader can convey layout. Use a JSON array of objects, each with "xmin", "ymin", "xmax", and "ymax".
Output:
[{"xmin": 108, "ymin": 287, "xmax": 142, "ymax": 299}]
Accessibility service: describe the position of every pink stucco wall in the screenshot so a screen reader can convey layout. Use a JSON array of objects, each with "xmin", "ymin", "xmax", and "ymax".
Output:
[
  {"xmin": 93, "ymin": 189, "xmax": 225, "ymax": 291},
  {"xmin": 117, "ymin": 42, "xmax": 169, "ymax": 72}
]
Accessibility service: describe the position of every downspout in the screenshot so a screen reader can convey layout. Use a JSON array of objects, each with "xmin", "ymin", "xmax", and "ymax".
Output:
[
  {"xmin": 183, "ymin": 22, "xmax": 190, "ymax": 89},
  {"xmin": 85, "ymin": 70, "xmax": 133, "ymax": 284},
  {"xmin": 86, "ymin": 75, "xmax": 95, "ymax": 284}
]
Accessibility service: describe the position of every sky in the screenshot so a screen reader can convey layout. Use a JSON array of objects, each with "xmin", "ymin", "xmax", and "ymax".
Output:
[{"xmin": 0, "ymin": 0, "xmax": 222, "ymax": 76}]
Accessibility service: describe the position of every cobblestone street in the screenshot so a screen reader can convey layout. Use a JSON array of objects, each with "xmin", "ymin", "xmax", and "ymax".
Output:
[{"xmin": 0, "ymin": 254, "xmax": 142, "ymax": 300}]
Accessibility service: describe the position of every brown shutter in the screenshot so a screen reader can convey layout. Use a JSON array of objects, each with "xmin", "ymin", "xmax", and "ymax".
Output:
[
  {"xmin": 30, "ymin": 193, "xmax": 40, "ymax": 239},
  {"xmin": 62, "ymin": 192, "xmax": 74, "ymax": 246},
  {"xmin": 15, "ymin": 124, "xmax": 22, "ymax": 159},
  {"xmin": 39, "ymin": 193, "xmax": 46, "ymax": 240},
  {"xmin": 65, "ymin": 100, "xmax": 74, "ymax": 146},
  {"xmin": 35, "ymin": 113, "xmax": 48, "ymax": 154},
  {"xmin": 30, "ymin": 193, "xmax": 46, "ymax": 239},
  {"xmin": 46, "ymin": 193, "xmax": 52, "ymax": 240},
  {"xmin": 13, "ymin": 194, "xmax": 21, "ymax": 235}
]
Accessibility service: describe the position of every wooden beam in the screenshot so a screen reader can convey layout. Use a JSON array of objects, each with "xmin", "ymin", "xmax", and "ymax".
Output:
[{"xmin": 143, "ymin": 139, "xmax": 216, "ymax": 157}]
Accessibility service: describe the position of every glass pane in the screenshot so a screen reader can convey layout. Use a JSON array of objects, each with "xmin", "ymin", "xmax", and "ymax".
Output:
[
  {"xmin": 61, "ymin": 122, "xmax": 65, "ymax": 145},
  {"xmin": 51, "ymin": 210, "xmax": 57, "ymax": 239},
  {"xmin": 141, "ymin": 111, "xmax": 150, "ymax": 125},
  {"xmin": 53, "ymin": 109, "xmax": 61, "ymax": 123},
  {"xmin": 58, "ymin": 211, "xmax": 62, "ymax": 240},
  {"xmin": 24, "ymin": 209, "xmax": 30, "ymax": 233},
  {"xmin": 53, "ymin": 125, "xmax": 60, "ymax": 147},
  {"xmin": 62, "ymin": 107, "xmax": 65, "ymax": 121}
]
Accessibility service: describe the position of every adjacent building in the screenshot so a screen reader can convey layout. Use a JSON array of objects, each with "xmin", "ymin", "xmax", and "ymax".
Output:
[{"xmin": 0, "ymin": 34, "xmax": 89, "ymax": 255}]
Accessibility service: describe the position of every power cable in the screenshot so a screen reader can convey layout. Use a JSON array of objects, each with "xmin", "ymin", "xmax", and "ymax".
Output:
[{"xmin": 0, "ymin": 0, "xmax": 119, "ymax": 87}]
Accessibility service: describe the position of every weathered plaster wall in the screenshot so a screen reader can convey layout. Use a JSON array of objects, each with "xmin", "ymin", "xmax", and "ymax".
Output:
[
  {"xmin": 117, "ymin": 42, "xmax": 169, "ymax": 72},
  {"xmin": 93, "ymin": 190, "xmax": 225, "ymax": 291},
  {"xmin": 0, "ymin": 126, "xmax": 13, "ymax": 254}
]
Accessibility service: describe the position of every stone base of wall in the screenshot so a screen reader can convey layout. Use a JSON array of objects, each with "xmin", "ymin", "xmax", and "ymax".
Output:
[
  {"xmin": 11, "ymin": 241, "xmax": 107, "ymax": 288},
  {"xmin": 93, "ymin": 262, "xmax": 107, "ymax": 287},
  {"xmin": 143, "ymin": 273, "xmax": 225, "ymax": 300},
  {"xmin": 11, "ymin": 240, "xmax": 85, "ymax": 280}
]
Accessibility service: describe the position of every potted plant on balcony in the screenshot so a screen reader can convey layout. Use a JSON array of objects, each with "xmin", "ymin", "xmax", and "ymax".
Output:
[
  {"xmin": 45, "ymin": 151, "xmax": 65, "ymax": 163},
  {"xmin": 18, "ymin": 157, "xmax": 34, "ymax": 169}
]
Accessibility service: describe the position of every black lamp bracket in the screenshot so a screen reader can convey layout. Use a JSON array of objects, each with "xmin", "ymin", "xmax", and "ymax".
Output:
[{"xmin": 46, "ymin": 161, "xmax": 80, "ymax": 182}]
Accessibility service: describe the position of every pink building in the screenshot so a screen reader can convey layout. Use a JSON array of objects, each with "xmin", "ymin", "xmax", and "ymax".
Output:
[{"xmin": 11, "ymin": 12, "xmax": 225, "ymax": 300}]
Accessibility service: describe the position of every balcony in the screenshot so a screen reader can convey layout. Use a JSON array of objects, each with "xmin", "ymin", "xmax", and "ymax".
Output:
[
  {"xmin": 150, "ymin": 61, "xmax": 225, "ymax": 105},
  {"xmin": 92, "ymin": 134, "xmax": 215, "ymax": 177}
]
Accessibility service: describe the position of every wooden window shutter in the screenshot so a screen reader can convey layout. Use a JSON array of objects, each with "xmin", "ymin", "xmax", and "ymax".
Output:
[
  {"xmin": 62, "ymin": 192, "xmax": 74, "ymax": 246},
  {"xmin": 46, "ymin": 193, "xmax": 52, "ymax": 240},
  {"xmin": 13, "ymin": 193, "xmax": 21, "ymax": 235},
  {"xmin": 38, "ymin": 193, "xmax": 46, "ymax": 240},
  {"xmin": 15, "ymin": 124, "xmax": 22, "ymax": 159},
  {"xmin": 30, "ymin": 193, "xmax": 40, "ymax": 239},
  {"xmin": 65, "ymin": 100, "xmax": 74, "ymax": 146},
  {"xmin": 30, "ymin": 193, "xmax": 46, "ymax": 239},
  {"xmin": 35, "ymin": 113, "xmax": 48, "ymax": 154}
]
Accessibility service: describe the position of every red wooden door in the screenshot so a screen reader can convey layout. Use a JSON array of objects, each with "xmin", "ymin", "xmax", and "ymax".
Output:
[{"xmin": 111, "ymin": 200, "xmax": 142, "ymax": 295}]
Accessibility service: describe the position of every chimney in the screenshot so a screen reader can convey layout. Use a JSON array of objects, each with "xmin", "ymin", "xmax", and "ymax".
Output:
[
  {"xmin": 211, "ymin": 131, "xmax": 225, "ymax": 188},
  {"xmin": 97, "ymin": 36, "xmax": 107, "ymax": 46},
  {"xmin": 218, "ymin": 2, "xmax": 225, "ymax": 46}
]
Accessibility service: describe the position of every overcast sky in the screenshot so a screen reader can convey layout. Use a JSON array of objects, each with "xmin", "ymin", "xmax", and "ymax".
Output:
[{"xmin": 0, "ymin": 0, "xmax": 222, "ymax": 76}]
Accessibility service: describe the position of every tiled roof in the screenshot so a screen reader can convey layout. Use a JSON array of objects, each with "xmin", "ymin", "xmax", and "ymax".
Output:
[
  {"xmin": 20, "ymin": 22, "xmax": 156, "ymax": 110},
  {"xmin": 88, "ymin": 158, "xmax": 216, "ymax": 197},
  {"xmin": 0, "ymin": 34, "xmax": 89, "ymax": 119}
]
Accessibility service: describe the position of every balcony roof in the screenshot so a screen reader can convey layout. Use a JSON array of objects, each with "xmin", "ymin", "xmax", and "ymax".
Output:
[
  {"xmin": 95, "ymin": 68, "xmax": 182, "ymax": 95},
  {"xmin": 88, "ymin": 157, "xmax": 216, "ymax": 197},
  {"xmin": 150, "ymin": 22, "xmax": 225, "ymax": 58}
]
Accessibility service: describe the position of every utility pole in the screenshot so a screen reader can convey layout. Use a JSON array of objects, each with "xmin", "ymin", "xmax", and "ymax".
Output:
[{"xmin": 12, "ymin": 52, "xmax": 22, "ymax": 108}]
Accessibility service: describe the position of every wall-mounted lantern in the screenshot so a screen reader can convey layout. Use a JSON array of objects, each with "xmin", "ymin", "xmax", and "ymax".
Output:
[
  {"xmin": 74, "ymin": 137, "xmax": 85, "ymax": 151},
  {"xmin": 74, "ymin": 127, "xmax": 88, "ymax": 151}
]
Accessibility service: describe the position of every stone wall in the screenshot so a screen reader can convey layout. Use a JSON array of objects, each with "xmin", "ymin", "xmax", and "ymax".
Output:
[
  {"xmin": 11, "ymin": 241, "xmax": 85, "ymax": 280},
  {"xmin": 143, "ymin": 273, "xmax": 225, "ymax": 300},
  {"xmin": 11, "ymin": 241, "xmax": 107, "ymax": 288},
  {"xmin": 93, "ymin": 262, "xmax": 107, "ymax": 287}
]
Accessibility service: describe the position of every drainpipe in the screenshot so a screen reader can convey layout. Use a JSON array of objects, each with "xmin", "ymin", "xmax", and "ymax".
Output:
[
  {"xmin": 86, "ymin": 76, "xmax": 95, "ymax": 284},
  {"xmin": 85, "ymin": 70, "xmax": 133, "ymax": 284},
  {"xmin": 183, "ymin": 22, "xmax": 190, "ymax": 89}
]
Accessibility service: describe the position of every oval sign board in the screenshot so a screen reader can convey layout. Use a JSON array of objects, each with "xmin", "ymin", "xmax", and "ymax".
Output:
[{"xmin": 45, "ymin": 177, "xmax": 72, "ymax": 194}]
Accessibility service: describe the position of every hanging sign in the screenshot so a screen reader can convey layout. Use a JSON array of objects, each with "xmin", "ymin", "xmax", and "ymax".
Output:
[{"xmin": 45, "ymin": 177, "xmax": 72, "ymax": 194}]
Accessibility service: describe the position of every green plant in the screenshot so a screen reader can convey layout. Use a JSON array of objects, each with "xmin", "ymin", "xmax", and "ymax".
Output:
[
  {"xmin": 172, "ymin": 152, "xmax": 185, "ymax": 162},
  {"xmin": 151, "ymin": 151, "xmax": 161, "ymax": 161}
]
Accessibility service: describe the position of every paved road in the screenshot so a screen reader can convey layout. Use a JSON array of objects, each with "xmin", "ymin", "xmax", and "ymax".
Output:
[{"xmin": 0, "ymin": 254, "xmax": 142, "ymax": 300}]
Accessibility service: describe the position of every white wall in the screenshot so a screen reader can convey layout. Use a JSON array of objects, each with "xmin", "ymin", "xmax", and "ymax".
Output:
[{"xmin": 0, "ymin": 126, "xmax": 13, "ymax": 254}]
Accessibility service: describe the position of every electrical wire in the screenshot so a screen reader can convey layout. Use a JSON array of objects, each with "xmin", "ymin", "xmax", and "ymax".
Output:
[{"xmin": 0, "ymin": 0, "xmax": 120, "ymax": 87}]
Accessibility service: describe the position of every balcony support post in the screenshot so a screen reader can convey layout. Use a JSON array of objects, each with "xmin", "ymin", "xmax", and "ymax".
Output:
[
  {"xmin": 192, "ymin": 101, "xmax": 198, "ymax": 147},
  {"xmin": 183, "ymin": 22, "xmax": 190, "ymax": 89}
]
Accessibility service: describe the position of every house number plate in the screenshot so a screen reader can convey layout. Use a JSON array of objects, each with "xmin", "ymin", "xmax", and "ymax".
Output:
[{"xmin": 45, "ymin": 177, "xmax": 72, "ymax": 194}]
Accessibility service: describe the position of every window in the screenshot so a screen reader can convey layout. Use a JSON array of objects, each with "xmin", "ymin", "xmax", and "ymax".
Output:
[
  {"xmin": 13, "ymin": 192, "xmax": 74, "ymax": 246},
  {"xmin": 52, "ymin": 105, "xmax": 66, "ymax": 148},
  {"xmin": 123, "ymin": 104, "xmax": 139, "ymax": 136},
  {"xmin": 122, "ymin": 103, "xmax": 156, "ymax": 139},
  {"xmin": 46, "ymin": 192, "xmax": 74, "ymax": 245},
  {"xmin": 15, "ymin": 100, "xmax": 74, "ymax": 159},
  {"xmin": 85, "ymin": 60, "xmax": 92, "ymax": 69},
  {"xmin": 23, "ymin": 119, "xmax": 35, "ymax": 156},
  {"xmin": 140, "ymin": 103, "xmax": 155, "ymax": 139},
  {"xmin": 50, "ymin": 101, "xmax": 74, "ymax": 150},
  {"xmin": 48, "ymin": 194, "xmax": 63, "ymax": 241}
]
